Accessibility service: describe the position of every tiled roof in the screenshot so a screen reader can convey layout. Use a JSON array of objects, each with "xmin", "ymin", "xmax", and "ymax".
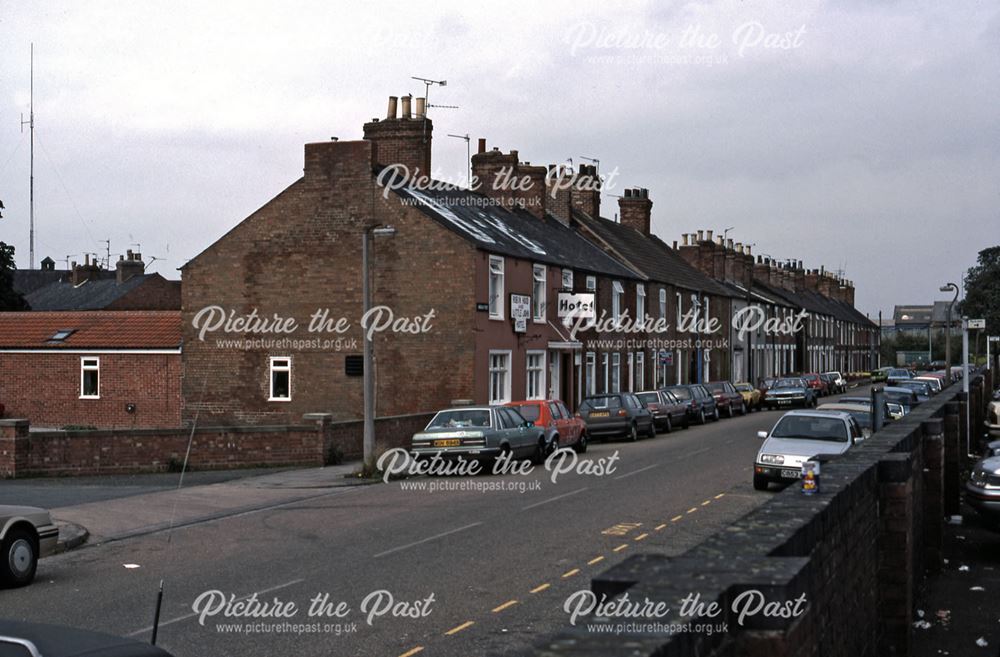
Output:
[
  {"xmin": 394, "ymin": 184, "xmax": 641, "ymax": 280},
  {"xmin": 24, "ymin": 274, "xmax": 166, "ymax": 311},
  {"xmin": 571, "ymin": 210, "xmax": 739, "ymax": 298},
  {"xmin": 0, "ymin": 311, "xmax": 181, "ymax": 349}
]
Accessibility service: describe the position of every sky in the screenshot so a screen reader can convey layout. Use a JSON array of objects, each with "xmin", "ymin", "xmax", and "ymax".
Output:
[{"xmin": 0, "ymin": 0, "xmax": 997, "ymax": 318}]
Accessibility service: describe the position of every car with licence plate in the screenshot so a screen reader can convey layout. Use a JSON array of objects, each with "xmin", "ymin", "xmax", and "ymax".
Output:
[
  {"xmin": 753, "ymin": 410, "xmax": 865, "ymax": 490},
  {"xmin": 734, "ymin": 382, "xmax": 762, "ymax": 411},
  {"xmin": 763, "ymin": 377, "xmax": 817, "ymax": 410},
  {"xmin": 410, "ymin": 406, "xmax": 547, "ymax": 463},
  {"xmin": 506, "ymin": 399, "xmax": 588, "ymax": 453},
  {"xmin": 579, "ymin": 393, "xmax": 656, "ymax": 441},
  {"xmin": 636, "ymin": 390, "xmax": 689, "ymax": 433},
  {"xmin": 706, "ymin": 381, "xmax": 746, "ymax": 417},
  {"xmin": 664, "ymin": 384, "xmax": 719, "ymax": 424}
]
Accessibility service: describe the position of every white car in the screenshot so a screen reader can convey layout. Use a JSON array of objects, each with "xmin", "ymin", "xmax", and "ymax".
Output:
[
  {"xmin": 987, "ymin": 399, "xmax": 1000, "ymax": 440},
  {"xmin": 753, "ymin": 410, "xmax": 866, "ymax": 490},
  {"xmin": 914, "ymin": 376, "xmax": 943, "ymax": 394},
  {"xmin": 822, "ymin": 371, "xmax": 847, "ymax": 394},
  {"xmin": 1, "ymin": 505, "xmax": 59, "ymax": 587}
]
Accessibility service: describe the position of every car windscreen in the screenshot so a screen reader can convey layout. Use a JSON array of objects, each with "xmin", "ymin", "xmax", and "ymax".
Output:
[
  {"xmin": 427, "ymin": 409, "xmax": 492, "ymax": 429},
  {"xmin": 509, "ymin": 404, "xmax": 540, "ymax": 422},
  {"xmin": 706, "ymin": 383, "xmax": 724, "ymax": 392},
  {"xmin": 637, "ymin": 393, "xmax": 659, "ymax": 405},
  {"xmin": 581, "ymin": 396, "xmax": 621, "ymax": 410},
  {"xmin": 735, "ymin": 384, "xmax": 752, "ymax": 392},
  {"xmin": 844, "ymin": 411, "xmax": 871, "ymax": 426},
  {"xmin": 666, "ymin": 387, "xmax": 691, "ymax": 400},
  {"xmin": 770, "ymin": 415, "xmax": 849, "ymax": 442},
  {"xmin": 773, "ymin": 379, "xmax": 804, "ymax": 389}
]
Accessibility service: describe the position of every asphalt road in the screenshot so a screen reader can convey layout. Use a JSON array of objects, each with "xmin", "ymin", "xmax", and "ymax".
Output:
[{"xmin": 3, "ymin": 390, "xmax": 868, "ymax": 657}]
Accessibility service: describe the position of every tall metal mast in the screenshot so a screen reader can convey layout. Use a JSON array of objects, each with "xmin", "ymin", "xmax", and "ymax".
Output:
[{"xmin": 20, "ymin": 44, "xmax": 35, "ymax": 269}]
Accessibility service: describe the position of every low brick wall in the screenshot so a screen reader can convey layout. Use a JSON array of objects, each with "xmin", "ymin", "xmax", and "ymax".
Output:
[
  {"xmin": 0, "ymin": 411, "xmax": 434, "ymax": 478},
  {"xmin": 526, "ymin": 371, "xmax": 993, "ymax": 657}
]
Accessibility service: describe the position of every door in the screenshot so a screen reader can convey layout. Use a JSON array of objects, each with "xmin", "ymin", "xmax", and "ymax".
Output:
[{"xmin": 548, "ymin": 350, "xmax": 561, "ymax": 400}]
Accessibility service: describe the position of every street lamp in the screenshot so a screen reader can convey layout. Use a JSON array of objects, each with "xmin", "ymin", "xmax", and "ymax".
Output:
[
  {"xmin": 363, "ymin": 224, "xmax": 397, "ymax": 474},
  {"xmin": 940, "ymin": 283, "xmax": 959, "ymax": 369}
]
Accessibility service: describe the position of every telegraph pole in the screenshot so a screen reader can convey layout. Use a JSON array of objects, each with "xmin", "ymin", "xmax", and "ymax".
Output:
[{"xmin": 20, "ymin": 44, "xmax": 36, "ymax": 268}]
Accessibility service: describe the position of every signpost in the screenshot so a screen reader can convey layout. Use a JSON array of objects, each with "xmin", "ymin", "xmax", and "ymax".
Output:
[{"xmin": 969, "ymin": 318, "xmax": 986, "ymax": 330}]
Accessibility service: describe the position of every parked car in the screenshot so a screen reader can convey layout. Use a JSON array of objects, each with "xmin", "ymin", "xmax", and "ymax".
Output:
[
  {"xmin": 410, "ymin": 406, "xmax": 547, "ymax": 463},
  {"xmin": 762, "ymin": 377, "xmax": 817, "ymax": 410},
  {"xmin": 949, "ymin": 366, "xmax": 964, "ymax": 382},
  {"xmin": 798, "ymin": 373, "xmax": 829, "ymax": 397},
  {"xmin": 840, "ymin": 395, "xmax": 905, "ymax": 422},
  {"xmin": 913, "ymin": 376, "xmax": 943, "ymax": 394},
  {"xmin": 966, "ymin": 454, "xmax": 1000, "ymax": 525},
  {"xmin": 0, "ymin": 620, "xmax": 175, "ymax": 656},
  {"xmin": 506, "ymin": 399, "xmax": 588, "ymax": 454},
  {"xmin": 986, "ymin": 399, "xmax": 1000, "ymax": 439},
  {"xmin": 665, "ymin": 384, "xmax": 719, "ymax": 424},
  {"xmin": 706, "ymin": 381, "xmax": 746, "ymax": 417},
  {"xmin": 636, "ymin": 390, "xmax": 689, "ymax": 433},
  {"xmin": 822, "ymin": 371, "xmax": 847, "ymax": 394},
  {"xmin": 1, "ymin": 505, "xmax": 59, "ymax": 587},
  {"xmin": 883, "ymin": 386, "xmax": 921, "ymax": 411},
  {"xmin": 579, "ymin": 392, "xmax": 656, "ymax": 442},
  {"xmin": 734, "ymin": 382, "xmax": 762, "ymax": 412},
  {"xmin": 893, "ymin": 380, "xmax": 932, "ymax": 402},
  {"xmin": 870, "ymin": 367, "xmax": 891, "ymax": 382},
  {"xmin": 817, "ymin": 402, "xmax": 873, "ymax": 438},
  {"xmin": 886, "ymin": 368, "xmax": 913, "ymax": 386},
  {"xmin": 753, "ymin": 410, "xmax": 865, "ymax": 490}
]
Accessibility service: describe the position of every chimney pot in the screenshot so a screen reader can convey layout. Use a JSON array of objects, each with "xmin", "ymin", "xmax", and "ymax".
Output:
[
  {"xmin": 414, "ymin": 97, "xmax": 426, "ymax": 118},
  {"xmin": 706, "ymin": 229, "xmax": 714, "ymax": 241},
  {"xmin": 478, "ymin": 138, "xmax": 486, "ymax": 154},
  {"xmin": 673, "ymin": 240, "xmax": 678, "ymax": 249},
  {"xmin": 387, "ymin": 96, "xmax": 398, "ymax": 120},
  {"xmin": 697, "ymin": 230, "xmax": 705, "ymax": 242},
  {"xmin": 400, "ymin": 95, "xmax": 412, "ymax": 119}
]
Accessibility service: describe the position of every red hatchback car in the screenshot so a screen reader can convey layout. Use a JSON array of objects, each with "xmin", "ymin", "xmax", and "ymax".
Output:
[
  {"xmin": 506, "ymin": 399, "xmax": 589, "ymax": 454},
  {"xmin": 800, "ymin": 373, "xmax": 829, "ymax": 397}
]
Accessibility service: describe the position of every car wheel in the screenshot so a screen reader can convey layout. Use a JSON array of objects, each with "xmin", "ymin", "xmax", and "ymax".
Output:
[
  {"xmin": 753, "ymin": 474, "xmax": 770, "ymax": 491},
  {"xmin": 713, "ymin": 408, "xmax": 721, "ymax": 421},
  {"xmin": 664, "ymin": 415, "xmax": 673, "ymax": 434},
  {"xmin": 532, "ymin": 438, "xmax": 548, "ymax": 465},
  {"xmin": 574, "ymin": 432, "xmax": 588, "ymax": 454},
  {"xmin": 740, "ymin": 402, "xmax": 747, "ymax": 416},
  {"xmin": 1, "ymin": 527, "xmax": 38, "ymax": 587},
  {"xmin": 647, "ymin": 419, "xmax": 656, "ymax": 439},
  {"xmin": 697, "ymin": 409, "xmax": 706, "ymax": 425},
  {"xmin": 628, "ymin": 423, "xmax": 639, "ymax": 442}
]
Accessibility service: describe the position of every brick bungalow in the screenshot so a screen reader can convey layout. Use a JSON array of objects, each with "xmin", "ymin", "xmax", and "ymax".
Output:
[{"xmin": 0, "ymin": 311, "xmax": 182, "ymax": 428}]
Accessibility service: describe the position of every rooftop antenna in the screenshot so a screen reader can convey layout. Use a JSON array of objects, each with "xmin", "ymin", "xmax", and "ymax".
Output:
[
  {"xmin": 447, "ymin": 133, "xmax": 471, "ymax": 188},
  {"xmin": 20, "ymin": 43, "xmax": 35, "ymax": 269},
  {"xmin": 102, "ymin": 239, "xmax": 111, "ymax": 269},
  {"xmin": 579, "ymin": 155, "xmax": 600, "ymax": 175},
  {"xmin": 411, "ymin": 76, "xmax": 455, "ymax": 143},
  {"xmin": 722, "ymin": 226, "xmax": 735, "ymax": 241},
  {"xmin": 62, "ymin": 254, "xmax": 77, "ymax": 270}
]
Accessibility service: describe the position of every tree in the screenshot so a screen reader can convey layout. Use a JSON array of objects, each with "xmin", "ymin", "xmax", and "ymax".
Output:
[
  {"xmin": 0, "ymin": 242, "xmax": 29, "ymax": 311},
  {"xmin": 962, "ymin": 245, "xmax": 1000, "ymax": 334}
]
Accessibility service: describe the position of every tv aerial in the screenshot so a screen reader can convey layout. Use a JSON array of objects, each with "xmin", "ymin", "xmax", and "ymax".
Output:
[{"xmin": 411, "ymin": 76, "xmax": 458, "ymax": 142}]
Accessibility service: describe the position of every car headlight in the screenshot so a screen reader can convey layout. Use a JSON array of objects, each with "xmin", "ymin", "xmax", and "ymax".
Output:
[{"xmin": 760, "ymin": 454, "xmax": 784, "ymax": 465}]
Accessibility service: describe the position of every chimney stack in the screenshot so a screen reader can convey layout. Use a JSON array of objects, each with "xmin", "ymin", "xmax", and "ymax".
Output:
[
  {"xmin": 618, "ymin": 187, "xmax": 652, "ymax": 236},
  {"xmin": 363, "ymin": 94, "xmax": 433, "ymax": 181},
  {"xmin": 116, "ymin": 249, "xmax": 145, "ymax": 284},
  {"xmin": 71, "ymin": 254, "xmax": 102, "ymax": 286}
]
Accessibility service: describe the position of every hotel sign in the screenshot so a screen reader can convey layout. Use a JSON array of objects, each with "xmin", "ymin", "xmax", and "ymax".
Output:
[
  {"xmin": 557, "ymin": 293, "xmax": 596, "ymax": 320},
  {"xmin": 511, "ymin": 294, "xmax": 531, "ymax": 333}
]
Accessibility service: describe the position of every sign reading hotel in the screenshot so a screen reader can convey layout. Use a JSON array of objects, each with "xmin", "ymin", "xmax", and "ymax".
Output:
[
  {"xmin": 557, "ymin": 292, "xmax": 596, "ymax": 320},
  {"xmin": 511, "ymin": 294, "xmax": 531, "ymax": 333}
]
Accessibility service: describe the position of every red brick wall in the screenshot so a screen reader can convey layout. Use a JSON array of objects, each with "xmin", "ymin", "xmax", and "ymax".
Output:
[
  {"xmin": 108, "ymin": 276, "xmax": 182, "ymax": 310},
  {"xmin": 0, "ymin": 352, "xmax": 181, "ymax": 429},
  {"xmin": 181, "ymin": 139, "xmax": 476, "ymax": 426}
]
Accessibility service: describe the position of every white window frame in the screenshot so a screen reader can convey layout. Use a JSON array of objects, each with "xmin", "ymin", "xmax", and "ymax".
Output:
[
  {"xmin": 676, "ymin": 292, "xmax": 683, "ymax": 327},
  {"xmin": 636, "ymin": 283, "xmax": 646, "ymax": 324},
  {"xmin": 532, "ymin": 263, "xmax": 547, "ymax": 323},
  {"xmin": 612, "ymin": 280, "xmax": 625, "ymax": 325},
  {"xmin": 611, "ymin": 353, "xmax": 621, "ymax": 392},
  {"xmin": 586, "ymin": 275, "xmax": 597, "ymax": 291},
  {"xmin": 659, "ymin": 288, "xmax": 667, "ymax": 320},
  {"xmin": 703, "ymin": 297, "xmax": 711, "ymax": 333},
  {"xmin": 526, "ymin": 350, "xmax": 546, "ymax": 400},
  {"xmin": 585, "ymin": 352, "xmax": 596, "ymax": 396},
  {"xmin": 80, "ymin": 357, "xmax": 100, "ymax": 399},
  {"xmin": 489, "ymin": 255, "xmax": 505, "ymax": 320},
  {"xmin": 627, "ymin": 352, "xmax": 635, "ymax": 392},
  {"xmin": 489, "ymin": 350, "xmax": 512, "ymax": 404},
  {"xmin": 562, "ymin": 268, "xmax": 574, "ymax": 290},
  {"xmin": 269, "ymin": 356, "xmax": 292, "ymax": 401},
  {"xmin": 602, "ymin": 353, "xmax": 609, "ymax": 393},
  {"xmin": 636, "ymin": 352, "xmax": 645, "ymax": 390}
]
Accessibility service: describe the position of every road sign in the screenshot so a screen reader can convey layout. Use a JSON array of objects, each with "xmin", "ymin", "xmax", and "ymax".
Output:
[
  {"xmin": 659, "ymin": 350, "xmax": 673, "ymax": 366},
  {"xmin": 968, "ymin": 319, "xmax": 986, "ymax": 330}
]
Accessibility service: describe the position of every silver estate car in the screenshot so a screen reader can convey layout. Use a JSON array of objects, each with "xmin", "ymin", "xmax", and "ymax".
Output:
[
  {"xmin": 1, "ymin": 505, "xmax": 59, "ymax": 587},
  {"xmin": 753, "ymin": 410, "xmax": 865, "ymax": 490},
  {"xmin": 410, "ymin": 406, "xmax": 546, "ymax": 463}
]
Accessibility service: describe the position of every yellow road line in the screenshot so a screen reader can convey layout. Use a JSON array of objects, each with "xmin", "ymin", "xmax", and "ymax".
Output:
[
  {"xmin": 587, "ymin": 556, "xmax": 605, "ymax": 566},
  {"xmin": 613, "ymin": 543, "xmax": 629, "ymax": 552},
  {"xmin": 399, "ymin": 648, "xmax": 424, "ymax": 657},
  {"xmin": 671, "ymin": 515, "xmax": 684, "ymax": 522},
  {"xmin": 444, "ymin": 621, "xmax": 475, "ymax": 636},
  {"xmin": 701, "ymin": 500, "xmax": 711, "ymax": 506},
  {"xmin": 654, "ymin": 523, "xmax": 667, "ymax": 531},
  {"xmin": 687, "ymin": 507, "xmax": 698, "ymax": 514},
  {"xmin": 562, "ymin": 568, "xmax": 580, "ymax": 578},
  {"xmin": 634, "ymin": 533, "xmax": 649, "ymax": 541},
  {"xmin": 492, "ymin": 600, "xmax": 519, "ymax": 613},
  {"xmin": 530, "ymin": 583, "xmax": 551, "ymax": 594},
  {"xmin": 714, "ymin": 493, "xmax": 725, "ymax": 499}
]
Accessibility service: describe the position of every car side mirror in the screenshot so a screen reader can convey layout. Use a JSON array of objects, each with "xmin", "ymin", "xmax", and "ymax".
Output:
[
  {"xmin": 757, "ymin": 431, "xmax": 768, "ymax": 439},
  {"xmin": 574, "ymin": 412, "xmax": 581, "ymax": 418}
]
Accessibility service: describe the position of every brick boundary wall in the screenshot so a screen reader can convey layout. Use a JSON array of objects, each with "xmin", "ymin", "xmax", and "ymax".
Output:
[
  {"xmin": 0, "ymin": 412, "xmax": 433, "ymax": 478},
  {"xmin": 523, "ymin": 372, "xmax": 993, "ymax": 657}
]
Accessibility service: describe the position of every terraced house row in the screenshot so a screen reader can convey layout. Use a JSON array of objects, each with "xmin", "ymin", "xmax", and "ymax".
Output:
[{"xmin": 180, "ymin": 96, "xmax": 878, "ymax": 425}]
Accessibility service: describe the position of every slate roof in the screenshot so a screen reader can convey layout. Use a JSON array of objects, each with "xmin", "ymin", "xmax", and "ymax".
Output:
[
  {"xmin": 395, "ymin": 185, "xmax": 641, "ymax": 280},
  {"xmin": 570, "ymin": 210, "xmax": 738, "ymax": 298},
  {"xmin": 0, "ymin": 311, "xmax": 182, "ymax": 349},
  {"xmin": 23, "ymin": 274, "xmax": 166, "ymax": 311},
  {"xmin": 12, "ymin": 269, "xmax": 68, "ymax": 297}
]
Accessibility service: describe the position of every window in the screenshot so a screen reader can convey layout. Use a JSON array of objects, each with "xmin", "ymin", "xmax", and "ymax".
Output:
[
  {"xmin": 489, "ymin": 351, "xmax": 511, "ymax": 404},
  {"xmin": 636, "ymin": 284, "xmax": 646, "ymax": 324},
  {"xmin": 269, "ymin": 357, "xmax": 291, "ymax": 401},
  {"xmin": 601, "ymin": 353, "xmax": 609, "ymax": 393},
  {"xmin": 586, "ymin": 352, "xmax": 596, "ymax": 396},
  {"xmin": 489, "ymin": 255, "xmax": 505, "ymax": 320},
  {"xmin": 562, "ymin": 269, "xmax": 574, "ymax": 290},
  {"xmin": 703, "ymin": 297, "xmax": 710, "ymax": 333},
  {"xmin": 532, "ymin": 264, "xmax": 547, "ymax": 322},
  {"xmin": 611, "ymin": 353, "xmax": 621, "ymax": 392},
  {"xmin": 50, "ymin": 329, "xmax": 75, "ymax": 343},
  {"xmin": 659, "ymin": 288, "xmax": 667, "ymax": 320},
  {"xmin": 80, "ymin": 357, "xmax": 100, "ymax": 399},
  {"xmin": 676, "ymin": 292, "xmax": 683, "ymax": 327},
  {"xmin": 526, "ymin": 351, "xmax": 546, "ymax": 400},
  {"xmin": 344, "ymin": 354, "xmax": 364, "ymax": 377},
  {"xmin": 627, "ymin": 353, "xmax": 634, "ymax": 392},
  {"xmin": 586, "ymin": 275, "xmax": 597, "ymax": 291},
  {"xmin": 612, "ymin": 280, "xmax": 625, "ymax": 325},
  {"xmin": 548, "ymin": 401, "xmax": 562, "ymax": 419},
  {"xmin": 636, "ymin": 352, "xmax": 645, "ymax": 390}
]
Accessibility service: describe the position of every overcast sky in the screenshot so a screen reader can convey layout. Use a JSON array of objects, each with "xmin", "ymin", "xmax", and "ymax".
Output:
[{"xmin": 1, "ymin": 0, "xmax": 997, "ymax": 317}]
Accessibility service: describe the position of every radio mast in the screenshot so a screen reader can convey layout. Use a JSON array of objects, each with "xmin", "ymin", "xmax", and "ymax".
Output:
[{"xmin": 20, "ymin": 44, "xmax": 35, "ymax": 269}]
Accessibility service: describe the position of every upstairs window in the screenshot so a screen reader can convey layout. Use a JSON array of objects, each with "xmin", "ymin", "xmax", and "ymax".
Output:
[
  {"xmin": 533, "ymin": 264, "xmax": 547, "ymax": 322},
  {"xmin": 488, "ymin": 256, "xmax": 505, "ymax": 320},
  {"xmin": 612, "ymin": 281, "xmax": 625, "ymax": 325},
  {"xmin": 562, "ymin": 269, "xmax": 574, "ymax": 290},
  {"xmin": 659, "ymin": 288, "xmax": 667, "ymax": 320},
  {"xmin": 636, "ymin": 284, "xmax": 646, "ymax": 324},
  {"xmin": 586, "ymin": 275, "xmax": 597, "ymax": 291}
]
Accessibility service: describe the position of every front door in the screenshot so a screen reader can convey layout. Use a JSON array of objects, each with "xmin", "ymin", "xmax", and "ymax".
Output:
[{"xmin": 548, "ymin": 350, "xmax": 561, "ymax": 400}]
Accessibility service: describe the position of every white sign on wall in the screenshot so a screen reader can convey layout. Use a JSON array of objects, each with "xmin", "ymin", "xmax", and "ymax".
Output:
[
  {"xmin": 511, "ymin": 294, "xmax": 531, "ymax": 333},
  {"xmin": 557, "ymin": 292, "xmax": 596, "ymax": 320}
]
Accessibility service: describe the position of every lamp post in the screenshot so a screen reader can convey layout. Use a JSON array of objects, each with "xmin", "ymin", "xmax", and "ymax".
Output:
[
  {"xmin": 363, "ymin": 224, "xmax": 397, "ymax": 473},
  {"xmin": 940, "ymin": 283, "xmax": 959, "ymax": 369}
]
